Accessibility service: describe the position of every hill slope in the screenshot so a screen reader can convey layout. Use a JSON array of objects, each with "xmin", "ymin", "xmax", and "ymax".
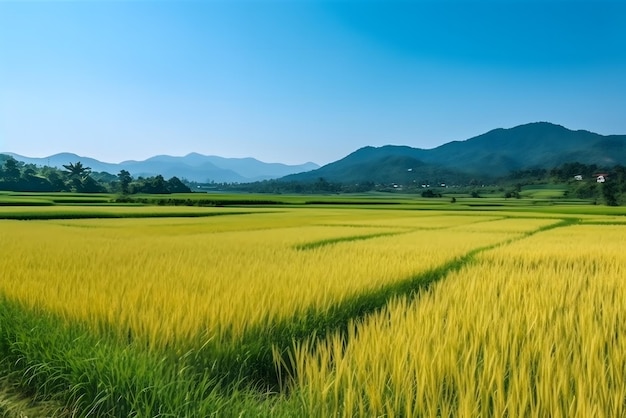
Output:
[{"xmin": 284, "ymin": 122, "xmax": 626, "ymax": 184}]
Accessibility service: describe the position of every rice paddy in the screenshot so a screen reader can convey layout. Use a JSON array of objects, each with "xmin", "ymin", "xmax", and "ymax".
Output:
[
  {"xmin": 286, "ymin": 223, "xmax": 626, "ymax": 417},
  {"xmin": 0, "ymin": 200, "xmax": 625, "ymax": 416}
]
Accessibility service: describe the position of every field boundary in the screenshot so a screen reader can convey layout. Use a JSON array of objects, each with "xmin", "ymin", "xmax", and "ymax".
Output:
[{"xmin": 0, "ymin": 210, "xmax": 271, "ymax": 221}]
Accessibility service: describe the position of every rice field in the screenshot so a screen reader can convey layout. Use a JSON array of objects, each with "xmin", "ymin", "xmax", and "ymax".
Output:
[
  {"xmin": 0, "ymin": 211, "xmax": 523, "ymax": 348},
  {"xmin": 0, "ymin": 203, "xmax": 625, "ymax": 416},
  {"xmin": 286, "ymin": 223, "xmax": 626, "ymax": 417}
]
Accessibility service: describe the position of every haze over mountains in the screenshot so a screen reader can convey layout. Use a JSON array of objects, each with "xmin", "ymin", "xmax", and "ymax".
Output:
[
  {"xmin": 3, "ymin": 153, "xmax": 320, "ymax": 183},
  {"xmin": 5, "ymin": 122, "xmax": 626, "ymax": 185}
]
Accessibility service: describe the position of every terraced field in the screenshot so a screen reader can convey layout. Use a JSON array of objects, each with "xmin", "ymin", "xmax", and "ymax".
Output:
[{"xmin": 0, "ymin": 204, "xmax": 624, "ymax": 416}]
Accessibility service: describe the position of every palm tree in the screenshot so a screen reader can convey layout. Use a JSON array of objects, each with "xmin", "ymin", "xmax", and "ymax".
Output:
[
  {"xmin": 62, "ymin": 161, "xmax": 91, "ymax": 179},
  {"xmin": 62, "ymin": 161, "xmax": 92, "ymax": 192}
]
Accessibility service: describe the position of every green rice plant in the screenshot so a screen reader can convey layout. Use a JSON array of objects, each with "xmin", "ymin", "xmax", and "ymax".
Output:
[{"xmin": 0, "ymin": 297, "xmax": 284, "ymax": 417}]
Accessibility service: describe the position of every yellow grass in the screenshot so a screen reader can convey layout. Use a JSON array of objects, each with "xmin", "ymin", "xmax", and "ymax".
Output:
[
  {"xmin": 289, "ymin": 223, "xmax": 626, "ymax": 417},
  {"xmin": 0, "ymin": 210, "xmax": 553, "ymax": 350}
]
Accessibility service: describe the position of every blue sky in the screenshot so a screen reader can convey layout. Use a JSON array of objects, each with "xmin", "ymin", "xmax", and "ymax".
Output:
[{"xmin": 1, "ymin": 0, "xmax": 625, "ymax": 165}]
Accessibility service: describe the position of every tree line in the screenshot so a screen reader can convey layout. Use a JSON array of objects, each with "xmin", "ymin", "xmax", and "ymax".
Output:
[
  {"xmin": 3, "ymin": 154, "xmax": 626, "ymax": 205},
  {"xmin": 0, "ymin": 155, "xmax": 190, "ymax": 194},
  {"xmin": 504, "ymin": 162, "xmax": 626, "ymax": 205},
  {"xmin": 203, "ymin": 161, "xmax": 626, "ymax": 205}
]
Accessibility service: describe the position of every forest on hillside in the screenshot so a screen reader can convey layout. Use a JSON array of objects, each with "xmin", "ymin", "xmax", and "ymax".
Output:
[{"xmin": 206, "ymin": 161, "xmax": 626, "ymax": 206}]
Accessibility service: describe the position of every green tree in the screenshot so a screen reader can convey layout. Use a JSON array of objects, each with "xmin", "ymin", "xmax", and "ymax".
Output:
[
  {"xmin": 117, "ymin": 169, "xmax": 132, "ymax": 194},
  {"xmin": 166, "ymin": 176, "xmax": 191, "ymax": 193},
  {"xmin": 602, "ymin": 180, "xmax": 619, "ymax": 206},
  {"xmin": 80, "ymin": 175, "xmax": 106, "ymax": 193},
  {"xmin": 421, "ymin": 189, "xmax": 441, "ymax": 198},
  {"xmin": 62, "ymin": 161, "xmax": 91, "ymax": 178},
  {"xmin": 151, "ymin": 175, "xmax": 168, "ymax": 193},
  {"xmin": 3, "ymin": 157, "xmax": 21, "ymax": 181},
  {"xmin": 21, "ymin": 166, "xmax": 37, "ymax": 180},
  {"xmin": 62, "ymin": 161, "xmax": 93, "ymax": 192},
  {"xmin": 614, "ymin": 165, "xmax": 626, "ymax": 195},
  {"xmin": 44, "ymin": 169, "xmax": 67, "ymax": 191}
]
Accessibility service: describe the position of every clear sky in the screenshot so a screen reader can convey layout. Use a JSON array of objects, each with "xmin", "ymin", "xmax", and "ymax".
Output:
[{"xmin": 1, "ymin": 0, "xmax": 625, "ymax": 165}]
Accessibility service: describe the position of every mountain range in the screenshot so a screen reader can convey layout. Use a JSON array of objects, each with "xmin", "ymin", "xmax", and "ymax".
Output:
[
  {"xmin": 5, "ymin": 122, "xmax": 626, "ymax": 185},
  {"xmin": 2, "ymin": 152, "xmax": 320, "ymax": 183},
  {"xmin": 284, "ymin": 122, "xmax": 626, "ymax": 184}
]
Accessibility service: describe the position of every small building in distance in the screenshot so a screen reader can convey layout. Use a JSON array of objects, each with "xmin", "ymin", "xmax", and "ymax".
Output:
[{"xmin": 594, "ymin": 173, "xmax": 609, "ymax": 183}]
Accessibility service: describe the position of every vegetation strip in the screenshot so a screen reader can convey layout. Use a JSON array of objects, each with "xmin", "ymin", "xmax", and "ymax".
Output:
[
  {"xmin": 0, "ymin": 210, "xmax": 265, "ymax": 220},
  {"xmin": 294, "ymin": 215, "xmax": 511, "ymax": 251},
  {"xmin": 293, "ymin": 231, "xmax": 406, "ymax": 251},
  {"xmin": 0, "ymin": 300, "xmax": 242, "ymax": 417},
  {"xmin": 304, "ymin": 200, "xmax": 401, "ymax": 205}
]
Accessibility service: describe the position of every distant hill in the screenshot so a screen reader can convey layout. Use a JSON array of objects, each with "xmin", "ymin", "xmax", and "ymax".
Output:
[
  {"xmin": 2, "ymin": 152, "xmax": 319, "ymax": 183},
  {"xmin": 6, "ymin": 122, "xmax": 624, "ymax": 185},
  {"xmin": 284, "ymin": 122, "xmax": 626, "ymax": 184}
]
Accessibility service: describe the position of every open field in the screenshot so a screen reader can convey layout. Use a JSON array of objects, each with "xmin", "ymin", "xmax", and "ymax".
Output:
[
  {"xmin": 1, "ymin": 194, "xmax": 626, "ymax": 416},
  {"xmin": 287, "ymin": 223, "xmax": 626, "ymax": 417}
]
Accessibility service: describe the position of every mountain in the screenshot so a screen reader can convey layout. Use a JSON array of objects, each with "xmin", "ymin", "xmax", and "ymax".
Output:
[
  {"xmin": 284, "ymin": 122, "xmax": 626, "ymax": 184},
  {"xmin": 6, "ymin": 122, "xmax": 624, "ymax": 185},
  {"xmin": 3, "ymin": 153, "xmax": 120, "ymax": 174},
  {"xmin": 421, "ymin": 122, "xmax": 623, "ymax": 174},
  {"xmin": 3, "ymin": 152, "xmax": 319, "ymax": 183}
]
